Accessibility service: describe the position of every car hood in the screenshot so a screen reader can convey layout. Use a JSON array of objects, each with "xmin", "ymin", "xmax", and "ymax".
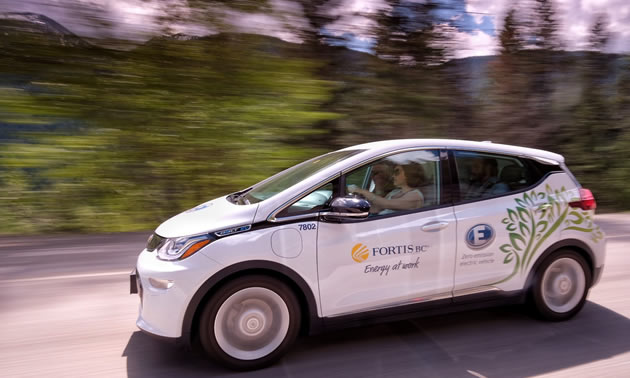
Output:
[{"xmin": 155, "ymin": 196, "xmax": 259, "ymax": 238}]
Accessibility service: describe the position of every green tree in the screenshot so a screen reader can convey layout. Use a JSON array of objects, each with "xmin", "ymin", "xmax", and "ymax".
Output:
[
  {"xmin": 499, "ymin": 8, "xmax": 524, "ymax": 55},
  {"xmin": 374, "ymin": 0, "xmax": 449, "ymax": 66},
  {"xmin": 533, "ymin": 0, "xmax": 562, "ymax": 51},
  {"xmin": 523, "ymin": 0, "xmax": 564, "ymax": 148},
  {"xmin": 477, "ymin": 9, "xmax": 530, "ymax": 145}
]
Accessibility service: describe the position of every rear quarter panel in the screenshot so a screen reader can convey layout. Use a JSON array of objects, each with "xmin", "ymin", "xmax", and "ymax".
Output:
[{"xmin": 491, "ymin": 172, "xmax": 603, "ymax": 292}]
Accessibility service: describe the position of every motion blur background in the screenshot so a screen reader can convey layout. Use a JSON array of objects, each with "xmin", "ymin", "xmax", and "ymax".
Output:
[{"xmin": 1, "ymin": 0, "xmax": 629, "ymax": 235}]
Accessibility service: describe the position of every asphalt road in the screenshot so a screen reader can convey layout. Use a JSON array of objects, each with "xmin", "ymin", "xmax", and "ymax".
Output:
[{"xmin": 1, "ymin": 214, "xmax": 629, "ymax": 377}]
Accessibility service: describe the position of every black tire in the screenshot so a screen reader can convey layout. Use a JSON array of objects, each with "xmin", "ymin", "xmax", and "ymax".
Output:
[
  {"xmin": 530, "ymin": 250, "xmax": 591, "ymax": 321},
  {"xmin": 199, "ymin": 275, "xmax": 301, "ymax": 371}
]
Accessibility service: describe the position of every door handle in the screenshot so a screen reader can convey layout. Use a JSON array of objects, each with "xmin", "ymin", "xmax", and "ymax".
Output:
[
  {"xmin": 536, "ymin": 203, "xmax": 552, "ymax": 213},
  {"xmin": 421, "ymin": 221, "xmax": 449, "ymax": 232}
]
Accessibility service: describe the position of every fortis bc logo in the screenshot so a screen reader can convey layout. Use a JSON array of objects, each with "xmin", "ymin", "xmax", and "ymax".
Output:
[{"xmin": 351, "ymin": 243, "xmax": 369, "ymax": 263}]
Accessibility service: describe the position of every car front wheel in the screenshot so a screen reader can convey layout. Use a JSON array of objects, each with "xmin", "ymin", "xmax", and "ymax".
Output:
[
  {"xmin": 531, "ymin": 250, "xmax": 591, "ymax": 321},
  {"xmin": 199, "ymin": 275, "xmax": 301, "ymax": 370}
]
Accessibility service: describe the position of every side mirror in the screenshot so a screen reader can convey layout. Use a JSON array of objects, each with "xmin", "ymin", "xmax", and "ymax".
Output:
[{"xmin": 320, "ymin": 196, "xmax": 370, "ymax": 222}]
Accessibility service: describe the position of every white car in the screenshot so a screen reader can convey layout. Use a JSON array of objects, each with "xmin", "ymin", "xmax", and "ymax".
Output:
[{"xmin": 131, "ymin": 139, "xmax": 606, "ymax": 370}]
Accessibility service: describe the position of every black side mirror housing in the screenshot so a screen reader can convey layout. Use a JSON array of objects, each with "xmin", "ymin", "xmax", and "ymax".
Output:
[{"xmin": 320, "ymin": 196, "xmax": 370, "ymax": 222}]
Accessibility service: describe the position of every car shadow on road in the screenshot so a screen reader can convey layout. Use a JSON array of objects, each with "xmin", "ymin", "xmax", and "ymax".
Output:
[{"xmin": 123, "ymin": 301, "xmax": 630, "ymax": 378}]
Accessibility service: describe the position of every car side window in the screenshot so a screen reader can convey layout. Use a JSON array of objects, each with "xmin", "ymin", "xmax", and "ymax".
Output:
[
  {"xmin": 453, "ymin": 150, "xmax": 536, "ymax": 201},
  {"xmin": 276, "ymin": 182, "xmax": 334, "ymax": 217},
  {"xmin": 345, "ymin": 149, "xmax": 441, "ymax": 216}
]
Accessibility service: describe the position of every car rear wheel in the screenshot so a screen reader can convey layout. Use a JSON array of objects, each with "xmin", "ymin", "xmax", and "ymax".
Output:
[
  {"xmin": 199, "ymin": 275, "xmax": 301, "ymax": 370},
  {"xmin": 531, "ymin": 250, "xmax": 591, "ymax": 321}
]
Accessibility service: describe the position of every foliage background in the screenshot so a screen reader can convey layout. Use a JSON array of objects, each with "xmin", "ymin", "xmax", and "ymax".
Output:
[{"xmin": 1, "ymin": 1, "xmax": 629, "ymax": 234}]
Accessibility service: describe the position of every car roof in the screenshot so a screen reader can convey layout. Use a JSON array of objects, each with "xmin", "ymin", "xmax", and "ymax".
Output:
[{"xmin": 339, "ymin": 139, "xmax": 564, "ymax": 164}]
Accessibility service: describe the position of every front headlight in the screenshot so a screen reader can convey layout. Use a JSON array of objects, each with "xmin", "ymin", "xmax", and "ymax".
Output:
[{"xmin": 154, "ymin": 234, "xmax": 214, "ymax": 261}]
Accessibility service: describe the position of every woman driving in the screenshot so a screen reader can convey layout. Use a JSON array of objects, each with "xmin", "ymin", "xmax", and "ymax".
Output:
[{"xmin": 351, "ymin": 162, "xmax": 425, "ymax": 214}]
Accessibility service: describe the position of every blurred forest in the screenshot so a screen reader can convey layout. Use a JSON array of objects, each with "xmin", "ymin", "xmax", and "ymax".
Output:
[{"xmin": 1, "ymin": 0, "xmax": 629, "ymax": 234}]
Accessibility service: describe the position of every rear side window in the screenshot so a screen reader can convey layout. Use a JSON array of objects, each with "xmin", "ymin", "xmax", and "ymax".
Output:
[
  {"xmin": 453, "ymin": 150, "xmax": 558, "ymax": 202},
  {"xmin": 531, "ymin": 160, "xmax": 564, "ymax": 179}
]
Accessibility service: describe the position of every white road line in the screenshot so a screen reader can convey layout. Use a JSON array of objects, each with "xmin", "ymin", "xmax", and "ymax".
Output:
[
  {"xmin": 0, "ymin": 271, "xmax": 130, "ymax": 284},
  {"xmin": 467, "ymin": 370, "xmax": 487, "ymax": 378},
  {"xmin": 4, "ymin": 244, "xmax": 138, "ymax": 258},
  {"xmin": 606, "ymin": 234, "xmax": 630, "ymax": 239}
]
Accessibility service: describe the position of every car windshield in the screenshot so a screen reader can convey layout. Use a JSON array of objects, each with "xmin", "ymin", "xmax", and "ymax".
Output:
[{"xmin": 239, "ymin": 150, "xmax": 363, "ymax": 204}]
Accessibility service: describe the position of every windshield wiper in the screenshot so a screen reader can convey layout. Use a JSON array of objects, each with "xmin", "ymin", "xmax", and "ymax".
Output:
[
  {"xmin": 230, "ymin": 188, "xmax": 252, "ymax": 205},
  {"xmin": 237, "ymin": 194, "xmax": 251, "ymax": 205}
]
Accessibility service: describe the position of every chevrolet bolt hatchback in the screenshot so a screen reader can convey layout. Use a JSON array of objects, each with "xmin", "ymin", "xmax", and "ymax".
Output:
[{"xmin": 131, "ymin": 139, "xmax": 606, "ymax": 370}]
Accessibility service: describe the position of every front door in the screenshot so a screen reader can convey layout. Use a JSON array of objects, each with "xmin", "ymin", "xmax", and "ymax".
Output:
[{"xmin": 316, "ymin": 149, "xmax": 457, "ymax": 317}]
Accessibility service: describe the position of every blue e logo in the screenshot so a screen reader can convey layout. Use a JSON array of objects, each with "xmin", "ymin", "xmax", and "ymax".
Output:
[{"xmin": 466, "ymin": 224, "xmax": 495, "ymax": 249}]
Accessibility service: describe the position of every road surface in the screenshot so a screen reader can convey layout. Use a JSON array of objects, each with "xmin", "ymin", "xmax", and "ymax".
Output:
[{"xmin": 1, "ymin": 213, "xmax": 629, "ymax": 377}]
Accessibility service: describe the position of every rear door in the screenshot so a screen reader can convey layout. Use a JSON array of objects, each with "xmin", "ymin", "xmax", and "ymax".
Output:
[{"xmin": 451, "ymin": 150, "xmax": 563, "ymax": 294}]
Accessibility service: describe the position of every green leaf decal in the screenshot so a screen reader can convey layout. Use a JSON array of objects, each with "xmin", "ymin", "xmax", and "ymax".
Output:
[
  {"xmin": 519, "ymin": 221, "xmax": 530, "ymax": 236},
  {"xmin": 554, "ymin": 201, "xmax": 562, "ymax": 214},
  {"xmin": 564, "ymin": 226, "xmax": 594, "ymax": 232},
  {"xmin": 567, "ymin": 210, "xmax": 584, "ymax": 225},
  {"xmin": 517, "ymin": 207, "xmax": 531, "ymax": 223},
  {"xmin": 546, "ymin": 184, "xmax": 553, "ymax": 195},
  {"xmin": 507, "ymin": 208, "xmax": 518, "ymax": 223},
  {"xmin": 523, "ymin": 192, "xmax": 534, "ymax": 207},
  {"xmin": 536, "ymin": 220, "xmax": 548, "ymax": 233},
  {"xmin": 493, "ymin": 185, "xmax": 603, "ymax": 285},
  {"xmin": 500, "ymin": 244, "xmax": 512, "ymax": 253},
  {"xmin": 510, "ymin": 232, "xmax": 526, "ymax": 251}
]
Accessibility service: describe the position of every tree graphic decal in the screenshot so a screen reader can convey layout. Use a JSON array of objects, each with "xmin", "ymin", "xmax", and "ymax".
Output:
[{"xmin": 494, "ymin": 184, "xmax": 604, "ymax": 284}]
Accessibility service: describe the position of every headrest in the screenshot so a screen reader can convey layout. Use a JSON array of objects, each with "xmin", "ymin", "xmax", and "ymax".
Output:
[{"xmin": 500, "ymin": 165, "xmax": 524, "ymax": 183}]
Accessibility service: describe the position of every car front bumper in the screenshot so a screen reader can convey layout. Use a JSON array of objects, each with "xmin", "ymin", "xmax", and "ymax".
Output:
[{"xmin": 132, "ymin": 249, "xmax": 223, "ymax": 339}]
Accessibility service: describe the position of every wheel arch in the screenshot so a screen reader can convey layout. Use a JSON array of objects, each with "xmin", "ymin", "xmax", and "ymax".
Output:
[
  {"xmin": 523, "ymin": 239, "xmax": 595, "ymax": 294},
  {"xmin": 181, "ymin": 260, "xmax": 322, "ymax": 348}
]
